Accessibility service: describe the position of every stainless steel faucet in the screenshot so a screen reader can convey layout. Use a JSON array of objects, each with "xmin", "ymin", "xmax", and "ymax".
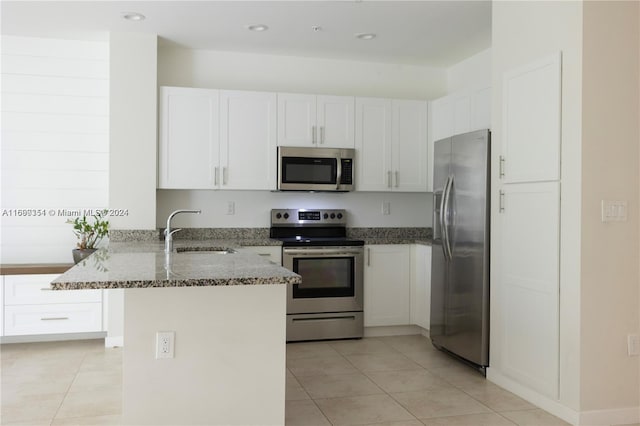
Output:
[{"xmin": 164, "ymin": 209, "xmax": 201, "ymax": 253}]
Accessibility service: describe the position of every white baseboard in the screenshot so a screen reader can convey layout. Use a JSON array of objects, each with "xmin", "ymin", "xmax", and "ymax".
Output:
[
  {"xmin": 488, "ymin": 369, "xmax": 640, "ymax": 426},
  {"xmin": 105, "ymin": 336, "xmax": 124, "ymax": 348},
  {"xmin": 487, "ymin": 369, "xmax": 580, "ymax": 425},
  {"xmin": 364, "ymin": 325, "xmax": 423, "ymax": 337},
  {"xmin": 579, "ymin": 407, "xmax": 640, "ymax": 426},
  {"xmin": 0, "ymin": 331, "xmax": 106, "ymax": 344}
]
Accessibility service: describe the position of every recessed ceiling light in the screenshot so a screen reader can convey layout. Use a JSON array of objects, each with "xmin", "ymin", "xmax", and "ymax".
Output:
[
  {"xmin": 247, "ymin": 24, "xmax": 269, "ymax": 32},
  {"xmin": 122, "ymin": 12, "xmax": 146, "ymax": 21},
  {"xmin": 355, "ymin": 33, "xmax": 376, "ymax": 40}
]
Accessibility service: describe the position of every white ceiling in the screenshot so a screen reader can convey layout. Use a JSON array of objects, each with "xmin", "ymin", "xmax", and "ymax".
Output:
[{"xmin": 1, "ymin": 1, "xmax": 491, "ymax": 67}]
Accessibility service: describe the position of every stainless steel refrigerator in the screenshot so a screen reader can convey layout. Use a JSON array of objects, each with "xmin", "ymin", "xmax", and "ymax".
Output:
[{"xmin": 431, "ymin": 129, "xmax": 490, "ymax": 370}]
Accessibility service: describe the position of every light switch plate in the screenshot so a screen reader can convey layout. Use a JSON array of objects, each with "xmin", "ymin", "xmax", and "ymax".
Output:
[{"xmin": 601, "ymin": 200, "xmax": 627, "ymax": 222}]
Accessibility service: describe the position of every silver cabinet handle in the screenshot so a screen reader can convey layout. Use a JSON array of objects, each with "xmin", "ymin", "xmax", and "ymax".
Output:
[
  {"xmin": 312, "ymin": 126, "xmax": 317, "ymax": 144},
  {"xmin": 214, "ymin": 166, "xmax": 219, "ymax": 186},
  {"xmin": 499, "ymin": 156, "xmax": 505, "ymax": 178},
  {"xmin": 223, "ymin": 167, "xmax": 228, "ymax": 185},
  {"xmin": 499, "ymin": 190, "xmax": 505, "ymax": 213},
  {"xmin": 320, "ymin": 126, "xmax": 325, "ymax": 144},
  {"xmin": 367, "ymin": 248, "xmax": 371, "ymax": 266},
  {"xmin": 41, "ymin": 317, "xmax": 69, "ymax": 321},
  {"xmin": 395, "ymin": 171, "xmax": 399, "ymax": 188},
  {"xmin": 387, "ymin": 171, "xmax": 392, "ymax": 188}
]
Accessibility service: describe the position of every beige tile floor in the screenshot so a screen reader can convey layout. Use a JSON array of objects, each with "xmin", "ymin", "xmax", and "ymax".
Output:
[{"xmin": 0, "ymin": 337, "xmax": 633, "ymax": 426}]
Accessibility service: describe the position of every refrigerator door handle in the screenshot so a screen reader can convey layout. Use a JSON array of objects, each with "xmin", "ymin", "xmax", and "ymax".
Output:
[
  {"xmin": 442, "ymin": 174, "xmax": 454, "ymax": 260},
  {"xmin": 440, "ymin": 176, "xmax": 452, "ymax": 260}
]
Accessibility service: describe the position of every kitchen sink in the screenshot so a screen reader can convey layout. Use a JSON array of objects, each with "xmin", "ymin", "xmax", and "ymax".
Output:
[{"xmin": 176, "ymin": 247, "xmax": 236, "ymax": 254}]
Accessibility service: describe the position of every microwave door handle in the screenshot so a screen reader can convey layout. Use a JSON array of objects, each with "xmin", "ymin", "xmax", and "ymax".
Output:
[{"xmin": 336, "ymin": 157, "xmax": 342, "ymax": 190}]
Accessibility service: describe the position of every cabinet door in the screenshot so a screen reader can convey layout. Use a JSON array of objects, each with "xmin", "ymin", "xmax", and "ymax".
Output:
[
  {"xmin": 158, "ymin": 87, "xmax": 220, "ymax": 189},
  {"xmin": 220, "ymin": 91, "xmax": 277, "ymax": 190},
  {"xmin": 392, "ymin": 100, "xmax": 428, "ymax": 192},
  {"xmin": 4, "ymin": 303, "xmax": 103, "ymax": 336},
  {"xmin": 472, "ymin": 86, "xmax": 492, "ymax": 131},
  {"xmin": 277, "ymin": 93, "xmax": 317, "ymax": 146},
  {"xmin": 4, "ymin": 274, "xmax": 102, "ymax": 305},
  {"xmin": 316, "ymin": 95, "xmax": 355, "ymax": 148},
  {"xmin": 502, "ymin": 53, "xmax": 561, "ymax": 183},
  {"xmin": 497, "ymin": 181, "xmax": 559, "ymax": 398},
  {"xmin": 355, "ymin": 98, "xmax": 393, "ymax": 191},
  {"xmin": 428, "ymin": 96, "xmax": 453, "ymax": 192},
  {"xmin": 452, "ymin": 91, "xmax": 472, "ymax": 136},
  {"xmin": 364, "ymin": 245, "xmax": 411, "ymax": 327},
  {"xmin": 410, "ymin": 245, "xmax": 431, "ymax": 330},
  {"xmin": 236, "ymin": 246, "xmax": 282, "ymax": 265}
]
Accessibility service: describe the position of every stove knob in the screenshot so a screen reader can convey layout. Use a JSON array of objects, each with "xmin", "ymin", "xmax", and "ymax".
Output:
[
  {"xmin": 283, "ymin": 213, "xmax": 289, "ymax": 219},
  {"xmin": 330, "ymin": 213, "xmax": 336, "ymax": 219},
  {"xmin": 337, "ymin": 213, "xmax": 343, "ymax": 219},
  {"xmin": 323, "ymin": 213, "xmax": 329, "ymax": 219},
  {"xmin": 276, "ymin": 213, "xmax": 282, "ymax": 219}
]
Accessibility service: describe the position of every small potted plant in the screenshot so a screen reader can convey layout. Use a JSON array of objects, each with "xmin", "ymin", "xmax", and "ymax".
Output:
[{"xmin": 67, "ymin": 209, "xmax": 109, "ymax": 264}]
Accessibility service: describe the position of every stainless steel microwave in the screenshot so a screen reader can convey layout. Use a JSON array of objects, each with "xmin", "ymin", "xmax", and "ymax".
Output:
[{"xmin": 277, "ymin": 147, "xmax": 355, "ymax": 192}]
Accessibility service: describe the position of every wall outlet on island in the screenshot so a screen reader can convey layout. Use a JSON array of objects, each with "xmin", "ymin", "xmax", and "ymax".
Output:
[
  {"xmin": 156, "ymin": 331, "xmax": 175, "ymax": 359},
  {"xmin": 227, "ymin": 201, "xmax": 235, "ymax": 215}
]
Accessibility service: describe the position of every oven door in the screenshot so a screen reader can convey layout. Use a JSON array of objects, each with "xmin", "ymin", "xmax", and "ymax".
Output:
[{"xmin": 283, "ymin": 246, "xmax": 363, "ymax": 314}]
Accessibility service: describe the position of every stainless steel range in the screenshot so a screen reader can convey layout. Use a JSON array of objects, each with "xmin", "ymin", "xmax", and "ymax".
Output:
[{"xmin": 270, "ymin": 209, "xmax": 364, "ymax": 342}]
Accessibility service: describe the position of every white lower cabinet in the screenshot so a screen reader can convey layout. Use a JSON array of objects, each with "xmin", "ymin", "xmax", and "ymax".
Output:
[
  {"xmin": 364, "ymin": 245, "xmax": 411, "ymax": 327},
  {"xmin": 4, "ymin": 303, "xmax": 102, "ymax": 336},
  {"xmin": 410, "ymin": 244, "xmax": 431, "ymax": 330},
  {"xmin": 2, "ymin": 274, "xmax": 103, "ymax": 337}
]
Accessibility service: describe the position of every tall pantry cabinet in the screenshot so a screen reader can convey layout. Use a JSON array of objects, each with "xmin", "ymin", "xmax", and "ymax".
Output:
[{"xmin": 491, "ymin": 53, "xmax": 562, "ymax": 399}]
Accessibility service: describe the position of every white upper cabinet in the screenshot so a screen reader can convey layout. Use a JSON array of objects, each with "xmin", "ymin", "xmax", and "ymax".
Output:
[
  {"xmin": 428, "ymin": 85, "xmax": 491, "ymax": 191},
  {"xmin": 220, "ymin": 90, "xmax": 277, "ymax": 190},
  {"xmin": 158, "ymin": 86, "xmax": 220, "ymax": 189},
  {"xmin": 501, "ymin": 53, "xmax": 561, "ymax": 183},
  {"xmin": 277, "ymin": 93, "xmax": 355, "ymax": 148},
  {"xmin": 276, "ymin": 93, "xmax": 316, "ymax": 146},
  {"xmin": 355, "ymin": 98, "xmax": 393, "ymax": 191},
  {"xmin": 356, "ymin": 98, "xmax": 428, "ymax": 192},
  {"xmin": 392, "ymin": 100, "xmax": 428, "ymax": 192},
  {"xmin": 159, "ymin": 87, "xmax": 278, "ymax": 190}
]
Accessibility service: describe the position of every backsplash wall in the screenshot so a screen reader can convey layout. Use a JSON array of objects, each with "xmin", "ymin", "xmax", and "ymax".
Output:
[{"xmin": 157, "ymin": 190, "xmax": 433, "ymax": 229}]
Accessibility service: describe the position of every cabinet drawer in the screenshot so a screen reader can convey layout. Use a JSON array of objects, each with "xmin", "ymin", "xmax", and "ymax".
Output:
[
  {"xmin": 4, "ymin": 303, "xmax": 103, "ymax": 336},
  {"xmin": 4, "ymin": 274, "xmax": 102, "ymax": 305}
]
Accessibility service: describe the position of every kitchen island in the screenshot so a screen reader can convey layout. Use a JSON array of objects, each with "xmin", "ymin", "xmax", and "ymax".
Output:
[{"xmin": 52, "ymin": 241, "xmax": 299, "ymax": 426}]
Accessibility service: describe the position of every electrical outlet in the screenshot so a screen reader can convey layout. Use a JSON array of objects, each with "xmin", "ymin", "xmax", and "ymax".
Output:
[
  {"xmin": 382, "ymin": 201, "xmax": 391, "ymax": 216},
  {"xmin": 628, "ymin": 334, "xmax": 639, "ymax": 356},
  {"xmin": 156, "ymin": 331, "xmax": 175, "ymax": 359},
  {"xmin": 227, "ymin": 201, "xmax": 235, "ymax": 215}
]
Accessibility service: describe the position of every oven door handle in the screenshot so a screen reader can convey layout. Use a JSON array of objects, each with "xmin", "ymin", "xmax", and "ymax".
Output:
[{"xmin": 282, "ymin": 248, "xmax": 363, "ymax": 256}]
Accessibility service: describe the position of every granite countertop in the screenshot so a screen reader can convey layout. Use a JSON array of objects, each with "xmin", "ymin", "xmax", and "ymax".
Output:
[{"xmin": 51, "ymin": 239, "xmax": 299, "ymax": 290}]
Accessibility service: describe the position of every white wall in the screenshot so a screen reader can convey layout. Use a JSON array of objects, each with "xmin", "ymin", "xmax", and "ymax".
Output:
[
  {"xmin": 447, "ymin": 48, "xmax": 491, "ymax": 92},
  {"xmin": 0, "ymin": 36, "xmax": 109, "ymax": 264},
  {"xmin": 107, "ymin": 32, "xmax": 157, "ymax": 347},
  {"xmin": 109, "ymin": 32, "xmax": 157, "ymax": 231},
  {"xmin": 156, "ymin": 46, "xmax": 440, "ymax": 229},
  {"xmin": 157, "ymin": 190, "xmax": 432, "ymax": 228},
  {"xmin": 580, "ymin": 0, "xmax": 639, "ymax": 414},
  {"xmin": 158, "ymin": 46, "xmax": 446, "ymax": 99}
]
